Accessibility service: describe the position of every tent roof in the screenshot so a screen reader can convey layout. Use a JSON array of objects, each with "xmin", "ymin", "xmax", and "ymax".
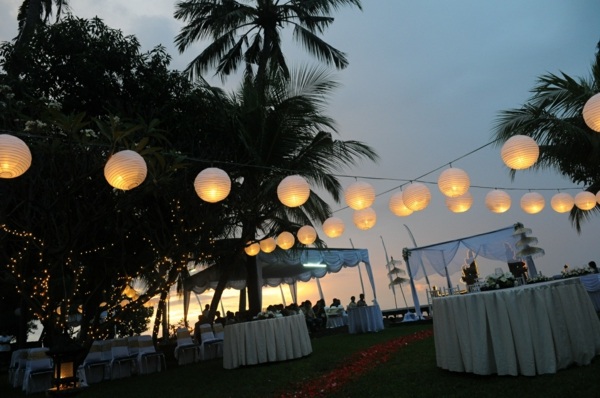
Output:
[{"xmin": 184, "ymin": 248, "xmax": 372, "ymax": 294}]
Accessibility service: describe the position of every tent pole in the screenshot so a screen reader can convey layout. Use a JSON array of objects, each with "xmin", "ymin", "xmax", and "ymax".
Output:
[
  {"xmin": 349, "ymin": 239, "xmax": 366, "ymax": 296},
  {"xmin": 404, "ymin": 224, "xmax": 432, "ymax": 291},
  {"xmin": 405, "ymin": 255, "xmax": 422, "ymax": 319},
  {"xmin": 380, "ymin": 236, "xmax": 398, "ymax": 309},
  {"xmin": 279, "ymin": 284, "xmax": 287, "ymax": 307},
  {"xmin": 315, "ymin": 277, "xmax": 325, "ymax": 302}
]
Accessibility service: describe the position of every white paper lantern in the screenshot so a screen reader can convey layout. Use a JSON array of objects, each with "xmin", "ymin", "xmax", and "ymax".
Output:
[
  {"xmin": 437, "ymin": 168, "xmax": 470, "ymax": 197},
  {"xmin": 104, "ymin": 150, "xmax": 147, "ymax": 190},
  {"xmin": 277, "ymin": 175, "xmax": 310, "ymax": 207},
  {"xmin": 445, "ymin": 191, "xmax": 473, "ymax": 213},
  {"xmin": 520, "ymin": 192, "xmax": 545, "ymax": 214},
  {"xmin": 244, "ymin": 241, "xmax": 260, "ymax": 256},
  {"xmin": 194, "ymin": 167, "xmax": 231, "ymax": 203},
  {"xmin": 403, "ymin": 182, "xmax": 431, "ymax": 211},
  {"xmin": 344, "ymin": 181, "xmax": 375, "ymax": 210},
  {"xmin": 276, "ymin": 231, "xmax": 295, "ymax": 250},
  {"xmin": 297, "ymin": 225, "xmax": 317, "ymax": 245},
  {"xmin": 574, "ymin": 191, "xmax": 596, "ymax": 210},
  {"xmin": 597, "ymin": 190, "xmax": 600, "ymax": 205},
  {"xmin": 353, "ymin": 207, "xmax": 377, "ymax": 230},
  {"xmin": 0, "ymin": 134, "xmax": 32, "ymax": 178},
  {"xmin": 550, "ymin": 192, "xmax": 574, "ymax": 213},
  {"xmin": 500, "ymin": 135, "xmax": 539, "ymax": 170},
  {"xmin": 389, "ymin": 191, "xmax": 413, "ymax": 217},
  {"xmin": 485, "ymin": 189, "xmax": 511, "ymax": 213},
  {"xmin": 259, "ymin": 237, "xmax": 276, "ymax": 253},
  {"xmin": 322, "ymin": 217, "xmax": 345, "ymax": 238},
  {"xmin": 583, "ymin": 93, "xmax": 600, "ymax": 132}
]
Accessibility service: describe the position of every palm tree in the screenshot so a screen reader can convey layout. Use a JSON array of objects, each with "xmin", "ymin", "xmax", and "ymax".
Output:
[
  {"xmin": 174, "ymin": 0, "xmax": 362, "ymax": 81},
  {"xmin": 493, "ymin": 43, "xmax": 600, "ymax": 232},
  {"xmin": 205, "ymin": 66, "xmax": 378, "ymax": 316},
  {"xmin": 16, "ymin": 0, "xmax": 70, "ymax": 45}
]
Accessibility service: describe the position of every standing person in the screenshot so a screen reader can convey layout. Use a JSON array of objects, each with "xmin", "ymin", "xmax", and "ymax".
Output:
[
  {"xmin": 347, "ymin": 296, "xmax": 357, "ymax": 310},
  {"xmin": 357, "ymin": 293, "xmax": 367, "ymax": 307}
]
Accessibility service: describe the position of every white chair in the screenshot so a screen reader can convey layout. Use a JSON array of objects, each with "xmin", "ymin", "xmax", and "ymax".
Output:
[
  {"xmin": 22, "ymin": 347, "xmax": 53, "ymax": 395},
  {"xmin": 198, "ymin": 324, "xmax": 223, "ymax": 361},
  {"xmin": 8, "ymin": 348, "xmax": 29, "ymax": 388},
  {"xmin": 109, "ymin": 338, "xmax": 136, "ymax": 379},
  {"xmin": 174, "ymin": 328, "xmax": 198, "ymax": 365},
  {"xmin": 136, "ymin": 335, "xmax": 166, "ymax": 375},
  {"xmin": 82, "ymin": 340, "xmax": 111, "ymax": 384}
]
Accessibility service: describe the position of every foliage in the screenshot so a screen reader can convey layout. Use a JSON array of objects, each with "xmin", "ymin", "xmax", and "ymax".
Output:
[{"xmin": 493, "ymin": 43, "xmax": 600, "ymax": 231}]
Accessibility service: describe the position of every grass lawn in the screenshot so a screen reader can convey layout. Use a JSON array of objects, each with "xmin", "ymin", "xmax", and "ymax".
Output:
[{"xmin": 1, "ymin": 323, "xmax": 599, "ymax": 397}]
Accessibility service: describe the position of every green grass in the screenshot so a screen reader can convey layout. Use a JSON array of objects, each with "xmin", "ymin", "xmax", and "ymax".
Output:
[{"xmin": 2, "ymin": 323, "xmax": 599, "ymax": 398}]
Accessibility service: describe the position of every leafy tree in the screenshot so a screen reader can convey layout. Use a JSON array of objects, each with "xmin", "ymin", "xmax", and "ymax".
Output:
[
  {"xmin": 493, "ymin": 43, "xmax": 600, "ymax": 232},
  {"xmin": 174, "ymin": 0, "xmax": 362, "ymax": 81}
]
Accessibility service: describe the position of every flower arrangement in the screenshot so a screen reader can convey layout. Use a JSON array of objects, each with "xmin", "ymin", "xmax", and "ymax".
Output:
[
  {"xmin": 481, "ymin": 271, "xmax": 515, "ymax": 290},
  {"xmin": 562, "ymin": 267, "xmax": 593, "ymax": 278},
  {"xmin": 527, "ymin": 273, "xmax": 552, "ymax": 284},
  {"xmin": 460, "ymin": 261, "xmax": 479, "ymax": 285},
  {"xmin": 255, "ymin": 310, "xmax": 275, "ymax": 320}
]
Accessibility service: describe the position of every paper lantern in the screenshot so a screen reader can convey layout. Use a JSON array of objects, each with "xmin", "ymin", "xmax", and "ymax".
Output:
[
  {"xmin": 574, "ymin": 191, "xmax": 596, "ymax": 210},
  {"xmin": 389, "ymin": 191, "xmax": 413, "ymax": 217},
  {"xmin": 194, "ymin": 167, "xmax": 231, "ymax": 203},
  {"xmin": 520, "ymin": 192, "xmax": 545, "ymax": 214},
  {"xmin": 500, "ymin": 135, "xmax": 539, "ymax": 170},
  {"xmin": 0, "ymin": 134, "xmax": 32, "ymax": 178},
  {"xmin": 277, "ymin": 175, "xmax": 310, "ymax": 207},
  {"xmin": 244, "ymin": 241, "xmax": 260, "ymax": 256},
  {"xmin": 344, "ymin": 181, "xmax": 375, "ymax": 210},
  {"xmin": 550, "ymin": 192, "xmax": 574, "ymax": 213},
  {"xmin": 437, "ymin": 168, "xmax": 470, "ymax": 197},
  {"xmin": 583, "ymin": 93, "xmax": 600, "ymax": 132},
  {"xmin": 259, "ymin": 237, "xmax": 276, "ymax": 253},
  {"xmin": 322, "ymin": 217, "xmax": 345, "ymax": 238},
  {"xmin": 353, "ymin": 207, "xmax": 377, "ymax": 230},
  {"xmin": 485, "ymin": 189, "xmax": 511, "ymax": 213},
  {"xmin": 104, "ymin": 150, "xmax": 147, "ymax": 190},
  {"xmin": 297, "ymin": 225, "xmax": 317, "ymax": 245},
  {"xmin": 403, "ymin": 182, "xmax": 431, "ymax": 211},
  {"xmin": 276, "ymin": 231, "xmax": 295, "ymax": 250},
  {"xmin": 597, "ymin": 190, "xmax": 600, "ymax": 205},
  {"xmin": 445, "ymin": 191, "xmax": 473, "ymax": 213}
]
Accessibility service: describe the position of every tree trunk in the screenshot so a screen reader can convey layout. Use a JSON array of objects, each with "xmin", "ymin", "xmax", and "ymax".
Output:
[
  {"xmin": 245, "ymin": 253, "xmax": 262, "ymax": 316},
  {"xmin": 152, "ymin": 290, "xmax": 168, "ymax": 342},
  {"xmin": 208, "ymin": 264, "xmax": 231, "ymax": 323}
]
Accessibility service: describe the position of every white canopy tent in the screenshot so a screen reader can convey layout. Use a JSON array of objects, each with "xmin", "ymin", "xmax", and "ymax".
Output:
[
  {"xmin": 404, "ymin": 224, "xmax": 527, "ymax": 319},
  {"xmin": 183, "ymin": 248, "xmax": 377, "ymax": 320}
]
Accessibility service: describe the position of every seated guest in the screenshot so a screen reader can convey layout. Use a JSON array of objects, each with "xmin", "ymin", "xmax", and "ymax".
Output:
[
  {"xmin": 313, "ymin": 299, "xmax": 326, "ymax": 322},
  {"xmin": 194, "ymin": 315, "xmax": 206, "ymax": 343},
  {"xmin": 347, "ymin": 296, "xmax": 357, "ymax": 310},
  {"xmin": 225, "ymin": 311, "xmax": 237, "ymax": 325},
  {"xmin": 214, "ymin": 310, "xmax": 225, "ymax": 326},
  {"xmin": 301, "ymin": 300, "xmax": 321, "ymax": 332},
  {"xmin": 357, "ymin": 293, "xmax": 367, "ymax": 307},
  {"xmin": 589, "ymin": 261, "xmax": 598, "ymax": 273}
]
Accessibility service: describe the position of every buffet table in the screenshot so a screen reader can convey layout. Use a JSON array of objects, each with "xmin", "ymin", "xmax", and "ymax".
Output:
[
  {"xmin": 433, "ymin": 278, "xmax": 600, "ymax": 376},
  {"xmin": 223, "ymin": 313, "xmax": 312, "ymax": 369},
  {"xmin": 347, "ymin": 305, "xmax": 384, "ymax": 334}
]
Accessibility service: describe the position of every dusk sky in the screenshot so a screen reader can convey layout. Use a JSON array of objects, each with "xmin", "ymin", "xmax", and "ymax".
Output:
[{"xmin": 2, "ymin": 1, "xmax": 600, "ymax": 321}]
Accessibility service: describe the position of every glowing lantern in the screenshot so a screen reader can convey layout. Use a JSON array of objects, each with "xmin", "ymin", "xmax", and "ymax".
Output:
[
  {"xmin": 297, "ymin": 225, "xmax": 317, "ymax": 245},
  {"xmin": 403, "ymin": 182, "xmax": 431, "ymax": 211},
  {"xmin": 485, "ymin": 189, "xmax": 511, "ymax": 213},
  {"xmin": 389, "ymin": 191, "xmax": 413, "ymax": 217},
  {"xmin": 520, "ymin": 192, "xmax": 545, "ymax": 214},
  {"xmin": 322, "ymin": 217, "xmax": 345, "ymax": 238},
  {"xmin": 574, "ymin": 191, "xmax": 596, "ymax": 210},
  {"xmin": 344, "ymin": 181, "xmax": 375, "ymax": 210},
  {"xmin": 194, "ymin": 167, "xmax": 231, "ymax": 203},
  {"xmin": 550, "ymin": 192, "xmax": 574, "ymax": 213},
  {"xmin": 597, "ymin": 190, "xmax": 600, "ymax": 205},
  {"xmin": 259, "ymin": 237, "xmax": 276, "ymax": 253},
  {"xmin": 0, "ymin": 134, "xmax": 32, "ymax": 178},
  {"xmin": 353, "ymin": 207, "xmax": 377, "ymax": 230},
  {"xmin": 277, "ymin": 231, "xmax": 295, "ymax": 250},
  {"xmin": 437, "ymin": 168, "xmax": 470, "ymax": 197},
  {"xmin": 244, "ymin": 242, "xmax": 260, "ymax": 256},
  {"xmin": 104, "ymin": 150, "xmax": 147, "ymax": 190},
  {"xmin": 500, "ymin": 135, "xmax": 539, "ymax": 170},
  {"xmin": 583, "ymin": 93, "xmax": 600, "ymax": 132},
  {"xmin": 445, "ymin": 191, "xmax": 473, "ymax": 213},
  {"xmin": 277, "ymin": 175, "xmax": 310, "ymax": 207}
]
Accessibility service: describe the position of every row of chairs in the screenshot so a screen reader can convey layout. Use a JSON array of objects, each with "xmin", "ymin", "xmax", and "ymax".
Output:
[
  {"xmin": 8, "ymin": 347, "xmax": 53, "ymax": 395},
  {"xmin": 175, "ymin": 323, "xmax": 224, "ymax": 365},
  {"xmin": 82, "ymin": 335, "xmax": 166, "ymax": 384}
]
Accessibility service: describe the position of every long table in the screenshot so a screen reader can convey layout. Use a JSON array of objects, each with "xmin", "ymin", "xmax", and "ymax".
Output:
[
  {"xmin": 223, "ymin": 313, "xmax": 312, "ymax": 369},
  {"xmin": 347, "ymin": 305, "xmax": 384, "ymax": 334},
  {"xmin": 433, "ymin": 278, "xmax": 600, "ymax": 376}
]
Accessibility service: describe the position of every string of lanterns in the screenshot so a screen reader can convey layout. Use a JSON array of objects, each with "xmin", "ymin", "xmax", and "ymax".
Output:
[{"xmin": 3, "ymin": 95, "xmax": 600, "ymax": 252}]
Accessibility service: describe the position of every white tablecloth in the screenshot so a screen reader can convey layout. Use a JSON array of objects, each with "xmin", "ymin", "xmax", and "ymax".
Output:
[
  {"xmin": 347, "ymin": 305, "xmax": 384, "ymax": 334},
  {"xmin": 223, "ymin": 313, "xmax": 312, "ymax": 369},
  {"xmin": 433, "ymin": 278, "xmax": 600, "ymax": 376},
  {"xmin": 580, "ymin": 274, "xmax": 600, "ymax": 311}
]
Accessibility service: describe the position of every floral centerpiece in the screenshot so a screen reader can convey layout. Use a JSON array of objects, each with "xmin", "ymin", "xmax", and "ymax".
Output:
[
  {"xmin": 460, "ymin": 260, "xmax": 479, "ymax": 286},
  {"xmin": 481, "ymin": 271, "xmax": 516, "ymax": 291},
  {"xmin": 562, "ymin": 266, "xmax": 593, "ymax": 278},
  {"xmin": 527, "ymin": 273, "xmax": 552, "ymax": 284}
]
